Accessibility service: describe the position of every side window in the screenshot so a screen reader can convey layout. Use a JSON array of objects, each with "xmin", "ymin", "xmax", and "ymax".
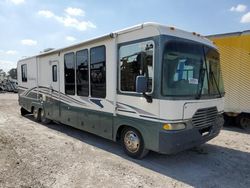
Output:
[
  {"xmin": 21, "ymin": 64, "xmax": 27, "ymax": 82},
  {"xmin": 119, "ymin": 40, "xmax": 154, "ymax": 92},
  {"xmin": 90, "ymin": 46, "xmax": 106, "ymax": 98},
  {"xmin": 76, "ymin": 49, "xmax": 89, "ymax": 96},
  {"xmin": 64, "ymin": 52, "xmax": 75, "ymax": 95},
  {"xmin": 52, "ymin": 65, "xmax": 57, "ymax": 82}
]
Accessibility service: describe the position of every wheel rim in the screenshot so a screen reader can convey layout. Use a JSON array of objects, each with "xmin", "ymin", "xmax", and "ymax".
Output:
[
  {"xmin": 41, "ymin": 109, "xmax": 45, "ymax": 118},
  {"xmin": 124, "ymin": 130, "xmax": 140, "ymax": 153},
  {"xmin": 40, "ymin": 109, "xmax": 47, "ymax": 122},
  {"xmin": 33, "ymin": 110, "xmax": 38, "ymax": 119},
  {"xmin": 240, "ymin": 117, "xmax": 250, "ymax": 130}
]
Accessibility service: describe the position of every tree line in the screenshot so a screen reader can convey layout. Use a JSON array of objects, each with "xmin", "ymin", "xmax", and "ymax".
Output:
[{"xmin": 0, "ymin": 68, "xmax": 17, "ymax": 80}]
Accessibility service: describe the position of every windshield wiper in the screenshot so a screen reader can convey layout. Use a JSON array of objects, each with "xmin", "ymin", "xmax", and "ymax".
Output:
[
  {"xmin": 196, "ymin": 67, "xmax": 205, "ymax": 99},
  {"xmin": 209, "ymin": 71, "xmax": 222, "ymax": 98}
]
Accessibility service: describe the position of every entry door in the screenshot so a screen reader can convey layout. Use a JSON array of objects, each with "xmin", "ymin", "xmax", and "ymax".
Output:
[{"xmin": 50, "ymin": 61, "xmax": 60, "ymax": 120}]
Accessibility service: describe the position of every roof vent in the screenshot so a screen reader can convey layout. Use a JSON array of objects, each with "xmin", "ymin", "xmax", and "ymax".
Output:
[{"xmin": 41, "ymin": 48, "xmax": 54, "ymax": 53}]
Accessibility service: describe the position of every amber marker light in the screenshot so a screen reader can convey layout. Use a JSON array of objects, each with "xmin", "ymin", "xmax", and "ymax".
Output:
[
  {"xmin": 163, "ymin": 123, "xmax": 172, "ymax": 130},
  {"xmin": 163, "ymin": 123, "xmax": 186, "ymax": 131}
]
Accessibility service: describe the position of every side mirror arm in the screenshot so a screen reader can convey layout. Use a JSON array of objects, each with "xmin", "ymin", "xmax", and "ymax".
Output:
[{"xmin": 143, "ymin": 93, "xmax": 152, "ymax": 103}]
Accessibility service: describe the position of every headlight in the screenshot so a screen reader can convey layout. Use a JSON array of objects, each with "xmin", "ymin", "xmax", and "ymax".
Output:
[{"xmin": 163, "ymin": 123, "xmax": 186, "ymax": 131}]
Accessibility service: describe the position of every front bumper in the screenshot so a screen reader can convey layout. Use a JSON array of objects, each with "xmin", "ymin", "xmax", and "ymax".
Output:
[{"xmin": 158, "ymin": 116, "xmax": 224, "ymax": 154}]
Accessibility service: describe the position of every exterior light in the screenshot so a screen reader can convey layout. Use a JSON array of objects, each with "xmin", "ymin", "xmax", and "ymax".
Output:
[{"xmin": 163, "ymin": 123, "xmax": 186, "ymax": 131}]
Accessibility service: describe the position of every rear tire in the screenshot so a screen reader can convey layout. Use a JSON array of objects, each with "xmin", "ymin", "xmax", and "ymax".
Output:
[
  {"xmin": 40, "ymin": 108, "xmax": 51, "ymax": 124},
  {"xmin": 121, "ymin": 127, "xmax": 149, "ymax": 159},
  {"xmin": 33, "ymin": 108, "xmax": 41, "ymax": 122},
  {"xmin": 236, "ymin": 113, "xmax": 250, "ymax": 131}
]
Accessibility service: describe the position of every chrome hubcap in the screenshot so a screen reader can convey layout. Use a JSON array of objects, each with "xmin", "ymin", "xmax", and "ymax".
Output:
[
  {"xmin": 41, "ymin": 109, "xmax": 45, "ymax": 118},
  {"xmin": 124, "ymin": 131, "xmax": 140, "ymax": 153},
  {"xmin": 41, "ymin": 110, "xmax": 46, "ymax": 122},
  {"xmin": 33, "ymin": 110, "xmax": 38, "ymax": 118}
]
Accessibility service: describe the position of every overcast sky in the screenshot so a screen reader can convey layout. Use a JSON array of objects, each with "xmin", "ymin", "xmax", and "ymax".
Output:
[{"xmin": 0, "ymin": 0, "xmax": 250, "ymax": 72}]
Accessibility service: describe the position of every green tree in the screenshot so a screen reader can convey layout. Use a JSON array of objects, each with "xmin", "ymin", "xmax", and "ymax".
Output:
[
  {"xmin": 0, "ymin": 69, "xmax": 6, "ymax": 76},
  {"xmin": 8, "ymin": 68, "xmax": 17, "ymax": 79}
]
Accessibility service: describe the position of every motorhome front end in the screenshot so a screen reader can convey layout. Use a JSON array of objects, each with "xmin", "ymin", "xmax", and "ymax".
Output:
[{"xmin": 17, "ymin": 23, "xmax": 224, "ymax": 158}]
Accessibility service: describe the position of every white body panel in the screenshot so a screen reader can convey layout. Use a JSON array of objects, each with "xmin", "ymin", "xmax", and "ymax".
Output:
[
  {"xmin": 159, "ymin": 98, "xmax": 224, "ymax": 121},
  {"xmin": 38, "ymin": 54, "xmax": 60, "ymax": 90},
  {"xmin": 116, "ymin": 94, "xmax": 160, "ymax": 120},
  {"xmin": 17, "ymin": 57, "xmax": 38, "ymax": 91}
]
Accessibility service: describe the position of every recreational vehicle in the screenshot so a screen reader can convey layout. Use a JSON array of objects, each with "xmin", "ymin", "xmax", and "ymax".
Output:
[
  {"xmin": 17, "ymin": 23, "xmax": 224, "ymax": 158},
  {"xmin": 208, "ymin": 31, "xmax": 250, "ymax": 131}
]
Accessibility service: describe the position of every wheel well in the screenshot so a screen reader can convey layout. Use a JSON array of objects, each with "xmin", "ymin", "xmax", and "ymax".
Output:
[
  {"xmin": 116, "ymin": 125, "xmax": 126, "ymax": 141},
  {"xmin": 116, "ymin": 125, "xmax": 141, "ymax": 141},
  {"xmin": 31, "ymin": 106, "xmax": 34, "ymax": 113}
]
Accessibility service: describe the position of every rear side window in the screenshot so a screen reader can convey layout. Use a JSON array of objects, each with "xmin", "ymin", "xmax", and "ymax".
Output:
[
  {"xmin": 52, "ymin": 65, "xmax": 57, "ymax": 82},
  {"xmin": 64, "ymin": 52, "xmax": 75, "ymax": 95},
  {"xmin": 21, "ymin": 64, "xmax": 27, "ymax": 82},
  {"xmin": 90, "ymin": 46, "xmax": 106, "ymax": 98},
  {"xmin": 76, "ymin": 49, "xmax": 89, "ymax": 96}
]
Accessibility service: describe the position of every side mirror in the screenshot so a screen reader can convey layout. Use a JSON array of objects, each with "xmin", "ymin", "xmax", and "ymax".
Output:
[{"xmin": 136, "ymin": 75, "xmax": 148, "ymax": 93}]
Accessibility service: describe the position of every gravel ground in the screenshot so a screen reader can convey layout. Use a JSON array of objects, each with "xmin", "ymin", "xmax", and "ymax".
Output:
[{"xmin": 0, "ymin": 93, "xmax": 249, "ymax": 188}]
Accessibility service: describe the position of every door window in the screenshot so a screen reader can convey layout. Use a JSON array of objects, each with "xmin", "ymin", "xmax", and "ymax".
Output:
[{"xmin": 52, "ymin": 65, "xmax": 57, "ymax": 82}]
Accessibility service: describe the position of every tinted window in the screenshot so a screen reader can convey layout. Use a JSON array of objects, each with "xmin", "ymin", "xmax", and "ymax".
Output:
[
  {"xmin": 76, "ymin": 49, "xmax": 89, "ymax": 96},
  {"xmin": 64, "ymin": 53, "xmax": 75, "ymax": 95},
  {"xmin": 119, "ymin": 41, "xmax": 154, "ymax": 92},
  {"xmin": 52, "ymin": 65, "xmax": 57, "ymax": 82},
  {"xmin": 21, "ymin": 64, "xmax": 27, "ymax": 82},
  {"xmin": 90, "ymin": 46, "xmax": 106, "ymax": 98}
]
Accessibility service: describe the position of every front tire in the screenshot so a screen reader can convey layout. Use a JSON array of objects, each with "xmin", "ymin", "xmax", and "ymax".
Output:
[{"xmin": 121, "ymin": 127, "xmax": 149, "ymax": 159}]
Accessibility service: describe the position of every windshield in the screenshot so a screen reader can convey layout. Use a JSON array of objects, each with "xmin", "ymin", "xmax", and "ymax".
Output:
[{"xmin": 162, "ymin": 40, "xmax": 224, "ymax": 98}]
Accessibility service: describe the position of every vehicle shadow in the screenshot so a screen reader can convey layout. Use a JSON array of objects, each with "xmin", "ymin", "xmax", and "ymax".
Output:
[
  {"xmin": 223, "ymin": 125, "xmax": 250, "ymax": 135},
  {"xmin": 223, "ymin": 116, "xmax": 250, "ymax": 134},
  {"xmin": 26, "ymin": 117, "xmax": 250, "ymax": 188}
]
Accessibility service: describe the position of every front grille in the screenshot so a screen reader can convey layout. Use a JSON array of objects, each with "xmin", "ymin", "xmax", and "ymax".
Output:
[{"xmin": 192, "ymin": 107, "xmax": 218, "ymax": 127}]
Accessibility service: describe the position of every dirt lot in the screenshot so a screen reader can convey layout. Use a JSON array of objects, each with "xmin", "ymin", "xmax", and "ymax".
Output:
[{"xmin": 0, "ymin": 93, "xmax": 249, "ymax": 188}]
